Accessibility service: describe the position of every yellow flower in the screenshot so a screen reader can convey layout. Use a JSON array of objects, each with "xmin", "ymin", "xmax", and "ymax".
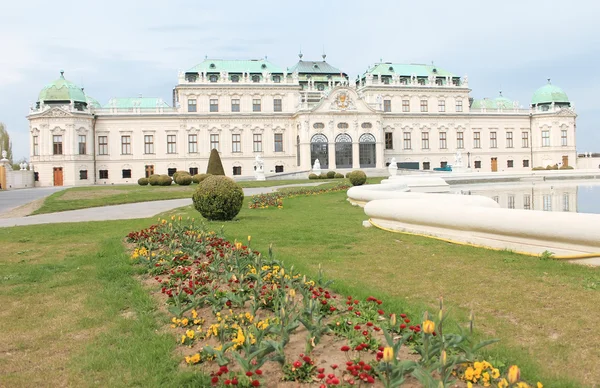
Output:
[
  {"xmin": 474, "ymin": 361, "xmax": 483, "ymax": 371},
  {"xmin": 382, "ymin": 347, "xmax": 394, "ymax": 362},
  {"xmin": 537, "ymin": 383, "xmax": 543, "ymax": 388},
  {"xmin": 464, "ymin": 367, "xmax": 474, "ymax": 380},
  {"xmin": 492, "ymin": 368, "xmax": 500, "ymax": 379},
  {"xmin": 422, "ymin": 319, "xmax": 435, "ymax": 334},
  {"xmin": 185, "ymin": 353, "xmax": 201, "ymax": 364},
  {"xmin": 235, "ymin": 242, "xmax": 243, "ymax": 250},
  {"xmin": 483, "ymin": 372, "xmax": 490, "ymax": 382},
  {"xmin": 467, "ymin": 383, "xmax": 473, "ymax": 388},
  {"xmin": 390, "ymin": 314, "xmax": 396, "ymax": 326},
  {"xmin": 181, "ymin": 318, "xmax": 189, "ymax": 326},
  {"xmin": 508, "ymin": 365, "xmax": 520, "ymax": 384},
  {"xmin": 191, "ymin": 310, "xmax": 198, "ymax": 319},
  {"xmin": 498, "ymin": 378, "xmax": 508, "ymax": 388},
  {"xmin": 517, "ymin": 383, "xmax": 529, "ymax": 388},
  {"xmin": 247, "ymin": 235, "xmax": 251, "ymax": 243},
  {"xmin": 289, "ymin": 289, "xmax": 296, "ymax": 299},
  {"xmin": 186, "ymin": 330, "xmax": 195, "ymax": 339},
  {"xmin": 441, "ymin": 350, "xmax": 447, "ymax": 365}
]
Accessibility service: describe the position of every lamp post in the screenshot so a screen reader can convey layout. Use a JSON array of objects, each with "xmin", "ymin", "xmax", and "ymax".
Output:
[{"xmin": 467, "ymin": 152, "xmax": 471, "ymax": 168}]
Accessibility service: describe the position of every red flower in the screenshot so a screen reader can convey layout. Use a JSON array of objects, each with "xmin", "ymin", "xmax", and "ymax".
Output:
[
  {"xmin": 251, "ymin": 380, "xmax": 260, "ymax": 387},
  {"xmin": 367, "ymin": 376, "xmax": 375, "ymax": 383},
  {"xmin": 331, "ymin": 364, "xmax": 338, "ymax": 370},
  {"xmin": 211, "ymin": 376, "xmax": 219, "ymax": 384},
  {"xmin": 354, "ymin": 325, "xmax": 361, "ymax": 330},
  {"xmin": 377, "ymin": 309, "xmax": 384, "ymax": 315},
  {"xmin": 341, "ymin": 345, "xmax": 350, "ymax": 352},
  {"xmin": 404, "ymin": 319, "xmax": 411, "ymax": 323},
  {"xmin": 317, "ymin": 367, "xmax": 325, "ymax": 373},
  {"xmin": 376, "ymin": 300, "xmax": 382, "ymax": 305},
  {"xmin": 224, "ymin": 380, "xmax": 231, "ymax": 385},
  {"xmin": 332, "ymin": 377, "xmax": 340, "ymax": 385},
  {"xmin": 400, "ymin": 323, "xmax": 407, "ymax": 329},
  {"xmin": 246, "ymin": 371, "xmax": 254, "ymax": 377},
  {"xmin": 400, "ymin": 313, "xmax": 407, "ymax": 318},
  {"xmin": 231, "ymin": 378, "xmax": 238, "ymax": 385},
  {"xmin": 303, "ymin": 356, "xmax": 312, "ymax": 363},
  {"xmin": 366, "ymin": 322, "xmax": 373, "ymax": 327},
  {"xmin": 255, "ymin": 369, "xmax": 262, "ymax": 375},
  {"xmin": 293, "ymin": 361, "xmax": 302, "ymax": 368},
  {"xmin": 317, "ymin": 373, "xmax": 325, "ymax": 379}
]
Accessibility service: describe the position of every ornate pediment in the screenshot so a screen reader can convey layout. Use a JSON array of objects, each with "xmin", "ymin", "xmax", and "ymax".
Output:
[
  {"xmin": 330, "ymin": 91, "xmax": 356, "ymax": 111},
  {"xmin": 310, "ymin": 86, "xmax": 376, "ymax": 114},
  {"xmin": 556, "ymin": 108, "xmax": 577, "ymax": 117},
  {"xmin": 37, "ymin": 107, "xmax": 73, "ymax": 118}
]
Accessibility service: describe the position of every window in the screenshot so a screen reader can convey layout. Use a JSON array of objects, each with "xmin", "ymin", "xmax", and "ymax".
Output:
[
  {"xmin": 508, "ymin": 195, "xmax": 515, "ymax": 209},
  {"xmin": 189, "ymin": 167, "xmax": 198, "ymax": 175},
  {"xmin": 563, "ymin": 193, "xmax": 570, "ymax": 212},
  {"xmin": 144, "ymin": 135, "xmax": 154, "ymax": 154},
  {"xmin": 440, "ymin": 161, "xmax": 448, "ymax": 168},
  {"xmin": 493, "ymin": 196, "xmax": 499, "ymax": 203},
  {"xmin": 317, "ymin": 83, "xmax": 325, "ymax": 91},
  {"xmin": 524, "ymin": 194, "xmax": 531, "ymax": 210},
  {"xmin": 99, "ymin": 169, "xmax": 108, "ymax": 179},
  {"xmin": 188, "ymin": 134, "xmax": 197, "ymax": 153},
  {"xmin": 456, "ymin": 100, "xmax": 463, "ymax": 112},
  {"xmin": 523, "ymin": 159, "xmax": 530, "ymax": 168},
  {"xmin": 98, "ymin": 136, "xmax": 108, "ymax": 155},
  {"xmin": 53, "ymin": 135, "xmax": 63, "ymax": 155},
  {"xmin": 275, "ymin": 165, "xmax": 284, "ymax": 173},
  {"xmin": 403, "ymin": 132, "xmax": 411, "ymax": 149},
  {"xmin": 543, "ymin": 194, "xmax": 552, "ymax": 211},
  {"xmin": 122, "ymin": 169, "xmax": 132, "ymax": 178},
  {"xmin": 273, "ymin": 98, "xmax": 282, "ymax": 112},
  {"xmin": 273, "ymin": 75, "xmax": 281, "ymax": 83},
  {"xmin": 506, "ymin": 132, "xmax": 513, "ymax": 148},
  {"xmin": 145, "ymin": 165, "xmax": 154, "ymax": 178},
  {"xmin": 167, "ymin": 168, "xmax": 176, "ymax": 177},
  {"xmin": 385, "ymin": 132, "xmax": 393, "ymax": 150},
  {"xmin": 253, "ymin": 134, "xmax": 262, "ymax": 152},
  {"xmin": 361, "ymin": 122, "xmax": 373, "ymax": 129},
  {"xmin": 274, "ymin": 133, "xmax": 283, "ymax": 152},
  {"xmin": 474, "ymin": 160, "xmax": 482, "ymax": 169},
  {"xmin": 423, "ymin": 162, "xmax": 430, "ymax": 170},
  {"xmin": 33, "ymin": 136, "xmax": 39, "ymax": 156},
  {"xmin": 474, "ymin": 132, "xmax": 481, "ymax": 148},
  {"xmin": 252, "ymin": 75, "xmax": 260, "ymax": 83},
  {"xmin": 313, "ymin": 123, "xmax": 325, "ymax": 129},
  {"xmin": 420, "ymin": 99, "xmax": 428, "ymax": 112},
  {"xmin": 507, "ymin": 160, "xmax": 514, "ymax": 168},
  {"xmin": 561, "ymin": 130, "xmax": 568, "ymax": 146},
  {"xmin": 402, "ymin": 100, "xmax": 410, "ymax": 112},
  {"xmin": 231, "ymin": 75, "xmax": 239, "ymax": 83},
  {"xmin": 438, "ymin": 100, "xmax": 445, "ymax": 112},
  {"xmin": 121, "ymin": 135, "xmax": 131, "ymax": 154},
  {"xmin": 252, "ymin": 99, "xmax": 261, "ymax": 112},
  {"xmin": 457, "ymin": 132, "xmax": 464, "ymax": 149},
  {"xmin": 209, "ymin": 74, "xmax": 218, "ymax": 82},
  {"xmin": 167, "ymin": 134, "xmax": 176, "ymax": 154},
  {"xmin": 78, "ymin": 135, "xmax": 86, "ymax": 154},
  {"xmin": 421, "ymin": 132, "xmax": 429, "ymax": 149},
  {"xmin": 383, "ymin": 100, "xmax": 391, "ymax": 112},
  {"xmin": 542, "ymin": 130, "xmax": 550, "ymax": 147},
  {"xmin": 188, "ymin": 99, "xmax": 197, "ymax": 112},
  {"xmin": 231, "ymin": 99, "xmax": 240, "ymax": 112},
  {"xmin": 522, "ymin": 131, "xmax": 529, "ymax": 148},
  {"xmin": 79, "ymin": 170, "xmax": 88, "ymax": 180},
  {"xmin": 232, "ymin": 134, "xmax": 241, "ymax": 153},
  {"xmin": 210, "ymin": 134, "xmax": 219, "ymax": 151},
  {"xmin": 439, "ymin": 132, "xmax": 447, "ymax": 149},
  {"xmin": 337, "ymin": 122, "xmax": 349, "ymax": 129},
  {"xmin": 490, "ymin": 132, "xmax": 497, "ymax": 148},
  {"xmin": 210, "ymin": 99, "xmax": 218, "ymax": 112},
  {"xmin": 233, "ymin": 166, "xmax": 242, "ymax": 176}
]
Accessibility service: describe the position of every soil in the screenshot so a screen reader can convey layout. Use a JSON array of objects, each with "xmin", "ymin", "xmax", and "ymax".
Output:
[{"xmin": 0, "ymin": 198, "xmax": 44, "ymax": 218}]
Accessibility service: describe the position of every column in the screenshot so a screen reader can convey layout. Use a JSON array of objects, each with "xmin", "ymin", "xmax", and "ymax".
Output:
[
  {"xmin": 328, "ymin": 142, "xmax": 335, "ymax": 170},
  {"xmin": 375, "ymin": 140, "xmax": 385, "ymax": 168},
  {"xmin": 352, "ymin": 142, "xmax": 360, "ymax": 168}
]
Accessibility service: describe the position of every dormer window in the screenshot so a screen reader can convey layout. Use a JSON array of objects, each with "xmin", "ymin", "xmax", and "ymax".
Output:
[
  {"xmin": 273, "ymin": 75, "xmax": 281, "ymax": 83},
  {"xmin": 209, "ymin": 74, "xmax": 218, "ymax": 82},
  {"xmin": 383, "ymin": 77, "xmax": 390, "ymax": 85},
  {"xmin": 209, "ymin": 63, "xmax": 216, "ymax": 69},
  {"xmin": 388, "ymin": 66, "xmax": 394, "ymax": 72},
  {"xmin": 400, "ymin": 78, "xmax": 408, "ymax": 85},
  {"xmin": 418, "ymin": 78, "xmax": 425, "ymax": 85},
  {"xmin": 317, "ymin": 84, "xmax": 325, "ymax": 91},
  {"xmin": 252, "ymin": 75, "xmax": 260, "ymax": 83},
  {"xmin": 186, "ymin": 74, "xmax": 197, "ymax": 82},
  {"xmin": 261, "ymin": 63, "xmax": 267, "ymax": 69},
  {"xmin": 231, "ymin": 75, "xmax": 239, "ymax": 83},
  {"xmin": 435, "ymin": 78, "xmax": 443, "ymax": 86}
]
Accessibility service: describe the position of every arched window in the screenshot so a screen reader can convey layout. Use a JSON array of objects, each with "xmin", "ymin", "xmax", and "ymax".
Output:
[
  {"xmin": 310, "ymin": 134, "xmax": 329, "ymax": 169},
  {"xmin": 337, "ymin": 122, "xmax": 349, "ymax": 129},
  {"xmin": 231, "ymin": 75, "xmax": 239, "ymax": 83},
  {"xmin": 252, "ymin": 75, "xmax": 260, "ymax": 83},
  {"xmin": 359, "ymin": 133, "xmax": 376, "ymax": 168},
  {"xmin": 209, "ymin": 74, "xmax": 218, "ymax": 82},
  {"xmin": 335, "ymin": 133, "xmax": 353, "ymax": 168}
]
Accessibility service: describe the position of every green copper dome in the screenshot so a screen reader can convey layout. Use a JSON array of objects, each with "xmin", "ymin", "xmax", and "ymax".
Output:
[
  {"xmin": 38, "ymin": 71, "xmax": 87, "ymax": 103},
  {"xmin": 531, "ymin": 81, "xmax": 569, "ymax": 105},
  {"xmin": 472, "ymin": 93, "xmax": 514, "ymax": 110}
]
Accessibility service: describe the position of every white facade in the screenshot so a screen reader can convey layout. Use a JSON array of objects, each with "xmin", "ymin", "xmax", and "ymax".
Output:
[{"xmin": 28, "ymin": 60, "xmax": 578, "ymax": 187}]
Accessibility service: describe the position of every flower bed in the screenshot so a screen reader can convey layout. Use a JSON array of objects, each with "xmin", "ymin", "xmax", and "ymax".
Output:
[
  {"xmin": 248, "ymin": 184, "xmax": 351, "ymax": 209},
  {"xmin": 127, "ymin": 218, "xmax": 543, "ymax": 387}
]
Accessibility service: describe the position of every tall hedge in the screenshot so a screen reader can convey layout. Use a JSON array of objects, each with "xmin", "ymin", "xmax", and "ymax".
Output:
[
  {"xmin": 192, "ymin": 176, "xmax": 243, "ymax": 221},
  {"xmin": 206, "ymin": 148, "xmax": 225, "ymax": 176}
]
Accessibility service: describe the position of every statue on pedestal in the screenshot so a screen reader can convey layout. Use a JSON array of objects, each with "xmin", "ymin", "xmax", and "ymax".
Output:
[
  {"xmin": 312, "ymin": 159, "xmax": 322, "ymax": 175},
  {"xmin": 388, "ymin": 157, "xmax": 397, "ymax": 176},
  {"xmin": 254, "ymin": 155, "xmax": 266, "ymax": 181}
]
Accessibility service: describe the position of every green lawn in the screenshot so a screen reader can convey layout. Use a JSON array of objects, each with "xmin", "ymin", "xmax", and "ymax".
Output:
[{"xmin": 2, "ymin": 190, "xmax": 596, "ymax": 386}]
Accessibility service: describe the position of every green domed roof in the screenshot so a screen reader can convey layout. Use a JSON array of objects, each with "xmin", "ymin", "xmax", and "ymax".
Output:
[
  {"xmin": 86, "ymin": 96, "xmax": 102, "ymax": 108},
  {"xmin": 38, "ymin": 71, "xmax": 87, "ymax": 103},
  {"xmin": 472, "ymin": 93, "xmax": 514, "ymax": 110},
  {"xmin": 531, "ymin": 81, "xmax": 569, "ymax": 105}
]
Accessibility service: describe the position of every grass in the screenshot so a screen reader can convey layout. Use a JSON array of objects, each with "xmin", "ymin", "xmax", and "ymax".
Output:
[
  {"xmin": 3, "ymin": 188, "xmax": 595, "ymax": 386},
  {"xmin": 31, "ymin": 178, "xmax": 363, "ymax": 215}
]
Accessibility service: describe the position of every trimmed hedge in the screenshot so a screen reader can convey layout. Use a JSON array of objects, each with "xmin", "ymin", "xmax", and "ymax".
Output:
[
  {"xmin": 178, "ymin": 175, "xmax": 193, "ymax": 185},
  {"xmin": 148, "ymin": 174, "xmax": 161, "ymax": 186},
  {"xmin": 348, "ymin": 170, "xmax": 367, "ymax": 186},
  {"xmin": 207, "ymin": 148, "xmax": 226, "ymax": 175},
  {"xmin": 334, "ymin": 173, "xmax": 344, "ymax": 179},
  {"xmin": 193, "ymin": 173, "xmax": 212, "ymax": 184},
  {"xmin": 319, "ymin": 173, "xmax": 328, "ymax": 179},
  {"xmin": 326, "ymin": 171, "xmax": 336, "ymax": 179},
  {"xmin": 173, "ymin": 171, "xmax": 191, "ymax": 184},
  {"xmin": 159, "ymin": 175, "xmax": 172, "ymax": 186},
  {"xmin": 192, "ymin": 175, "xmax": 244, "ymax": 221},
  {"xmin": 308, "ymin": 173, "xmax": 318, "ymax": 180},
  {"xmin": 137, "ymin": 177, "xmax": 149, "ymax": 186}
]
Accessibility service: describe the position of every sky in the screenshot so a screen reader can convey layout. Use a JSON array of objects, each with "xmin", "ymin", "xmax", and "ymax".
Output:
[{"xmin": 1, "ymin": 0, "xmax": 599, "ymax": 161}]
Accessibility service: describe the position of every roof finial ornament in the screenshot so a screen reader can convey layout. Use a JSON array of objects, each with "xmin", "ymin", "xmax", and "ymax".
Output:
[
  {"xmin": 499, "ymin": 90, "xmax": 503, "ymax": 97},
  {"xmin": 299, "ymin": 49, "xmax": 303, "ymax": 60},
  {"xmin": 322, "ymin": 45, "xmax": 326, "ymax": 60},
  {"xmin": 205, "ymin": 54, "xmax": 208, "ymax": 60},
  {"xmin": 547, "ymin": 78, "xmax": 551, "ymax": 84},
  {"xmin": 60, "ymin": 69, "xmax": 64, "ymax": 78}
]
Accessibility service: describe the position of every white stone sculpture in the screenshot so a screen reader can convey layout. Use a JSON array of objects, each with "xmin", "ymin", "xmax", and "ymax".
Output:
[
  {"xmin": 454, "ymin": 151, "xmax": 463, "ymax": 167},
  {"xmin": 254, "ymin": 155, "xmax": 266, "ymax": 181},
  {"xmin": 1, "ymin": 150, "xmax": 7, "ymax": 160},
  {"xmin": 388, "ymin": 158, "xmax": 397, "ymax": 176},
  {"xmin": 312, "ymin": 159, "xmax": 322, "ymax": 175}
]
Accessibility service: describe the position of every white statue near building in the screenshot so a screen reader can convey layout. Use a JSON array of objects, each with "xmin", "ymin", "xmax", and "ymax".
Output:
[
  {"xmin": 312, "ymin": 159, "xmax": 322, "ymax": 176},
  {"xmin": 388, "ymin": 157, "xmax": 397, "ymax": 176},
  {"xmin": 254, "ymin": 155, "xmax": 265, "ymax": 181}
]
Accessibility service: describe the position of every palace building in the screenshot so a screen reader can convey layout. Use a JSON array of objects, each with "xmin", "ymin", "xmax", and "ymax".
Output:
[{"xmin": 27, "ymin": 55, "xmax": 577, "ymax": 186}]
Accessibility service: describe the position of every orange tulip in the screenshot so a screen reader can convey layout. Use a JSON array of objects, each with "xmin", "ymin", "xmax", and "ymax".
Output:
[
  {"xmin": 422, "ymin": 319, "xmax": 435, "ymax": 334},
  {"xmin": 508, "ymin": 365, "xmax": 520, "ymax": 384}
]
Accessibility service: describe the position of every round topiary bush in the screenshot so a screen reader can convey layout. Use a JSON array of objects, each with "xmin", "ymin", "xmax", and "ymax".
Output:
[
  {"xmin": 326, "ymin": 171, "xmax": 336, "ymax": 179},
  {"xmin": 345, "ymin": 172, "xmax": 351, "ymax": 178},
  {"xmin": 138, "ymin": 177, "xmax": 149, "ymax": 186},
  {"xmin": 348, "ymin": 170, "xmax": 367, "ymax": 186},
  {"xmin": 173, "ymin": 171, "xmax": 190, "ymax": 184},
  {"xmin": 159, "ymin": 175, "xmax": 173, "ymax": 186},
  {"xmin": 319, "ymin": 173, "xmax": 328, "ymax": 179},
  {"xmin": 192, "ymin": 176, "xmax": 244, "ymax": 221},
  {"xmin": 178, "ymin": 174, "xmax": 193, "ymax": 185},
  {"xmin": 334, "ymin": 173, "xmax": 344, "ymax": 179},
  {"xmin": 148, "ymin": 174, "xmax": 161, "ymax": 186},
  {"xmin": 308, "ymin": 173, "xmax": 318, "ymax": 179},
  {"xmin": 193, "ymin": 173, "xmax": 212, "ymax": 184}
]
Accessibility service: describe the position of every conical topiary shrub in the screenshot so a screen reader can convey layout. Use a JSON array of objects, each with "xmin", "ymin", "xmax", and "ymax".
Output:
[{"xmin": 206, "ymin": 148, "xmax": 225, "ymax": 176}]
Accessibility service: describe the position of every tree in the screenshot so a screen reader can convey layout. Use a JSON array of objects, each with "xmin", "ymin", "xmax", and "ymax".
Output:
[
  {"xmin": 206, "ymin": 148, "xmax": 225, "ymax": 175},
  {"xmin": 0, "ymin": 122, "xmax": 13, "ymax": 163}
]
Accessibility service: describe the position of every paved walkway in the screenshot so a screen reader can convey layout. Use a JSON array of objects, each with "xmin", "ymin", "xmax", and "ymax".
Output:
[
  {"xmin": 0, "ymin": 183, "xmax": 324, "ymax": 228},
  {"xmin": 0, "ymin": 186, "xmax": 66, "ymax": 214}
]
